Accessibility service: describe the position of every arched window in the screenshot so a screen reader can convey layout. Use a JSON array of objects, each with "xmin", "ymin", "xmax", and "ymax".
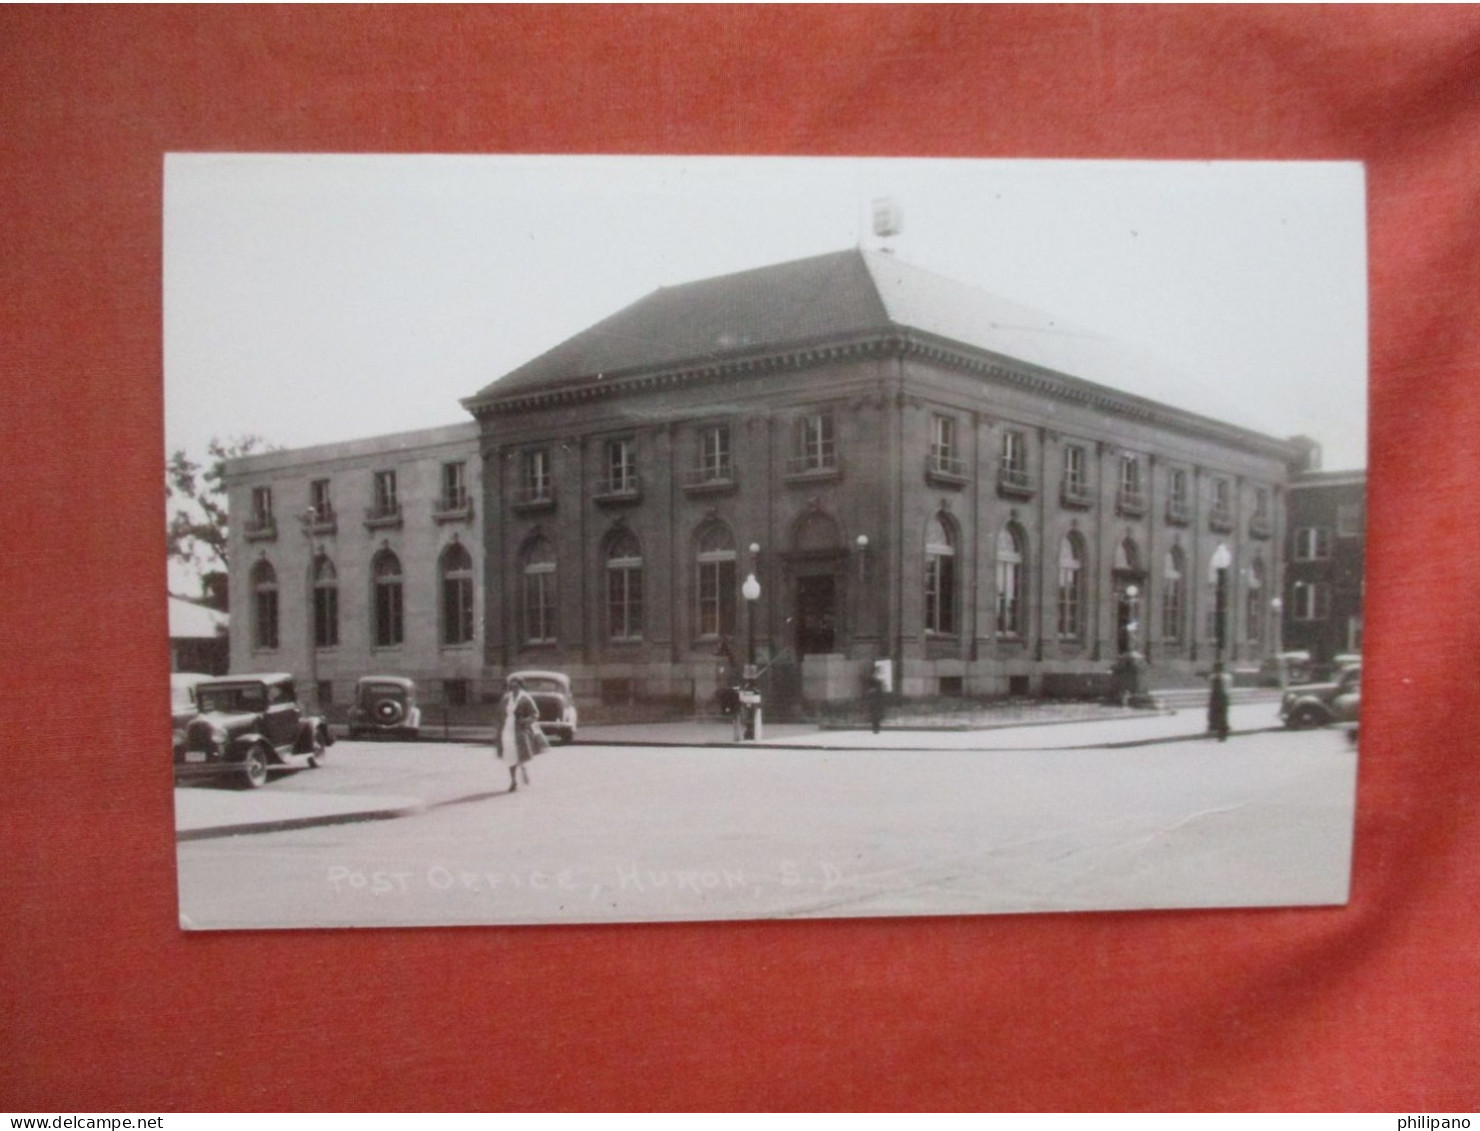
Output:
[
  {"xmin": 313, "ymin": 555, "xmax": 338, "ymax": 649},
  {"xmin": 1161, "ymin": 547, "xmax": 1185, "ymax": 644},
  {"xmin": 521, "ymin": 536, "xmax": 557, "ymax": 645},
  {"xmin": 441, "ymin": 542, "xmax": 475, "ymax": 646},
  {"xmin": 995, "ymin": 524, "xmax": 1026, "ymax": 637},
  {"xmin": 695, "ymin": 522, "xmax": 737, "ymax": 641},
  {"xmin": 925, "ymin": 514, "xmax": 957, "ymax": 635},
  {"xmin": 1245, "ymin": 556, "xmax": 1265, "ymax": 643},
  {"xmin": 1057, "ymin": 534, "xmax": 1085, "ymax": 639},
  {"xmin": 372, "ymin": 550, "xmax": 404, "ymax": 648},
  {"xmin": 606, "ymin": 531, "xmax": 644, "ymax": 641},
  {"xmin": 251, "ymin": 559, "xmax": 279, "ymax": 650}
]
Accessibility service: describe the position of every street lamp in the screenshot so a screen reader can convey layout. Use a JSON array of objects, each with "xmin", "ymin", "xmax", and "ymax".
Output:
[
  {"xmin": 1207, "ymin": 543, "xmax": 1233, "ymax": 740},
  {"xmin": 1209, "ymin": 543, "xmax": 1233, "ymax": 665},
  {"xmin": 738, "ymin": 548, "xmax": 763, "ymax": 742},
  {"xmin": 1270, "ymin": 595, "xmax": 1285, "ymax": 689},
  {"xmin": 1125, "ymin": 584, "xmax": 1140, "ymax": 654},
  {"xmin": 298, "ymin": 509, "xmax": 319, "ymax": 712},
  {"xmin": 742, "ymin": 570, "xmax": 761, "ymax": 668}
]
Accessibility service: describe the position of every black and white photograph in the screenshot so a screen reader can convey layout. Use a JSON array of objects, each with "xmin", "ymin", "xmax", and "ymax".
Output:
[{"xmin": 165, "ymin": 154, "xmax": 1367, "ymax": 930}]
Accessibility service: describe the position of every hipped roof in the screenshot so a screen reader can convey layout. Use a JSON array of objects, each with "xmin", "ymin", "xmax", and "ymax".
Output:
[{"xmin": 463, "ymin": 248, "xmax": 1284, "ymax": 453}]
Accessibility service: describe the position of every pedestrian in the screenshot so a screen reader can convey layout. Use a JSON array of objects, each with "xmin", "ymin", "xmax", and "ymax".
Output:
[
  {"xmin": 865, "ymin": 672, "xmax": 886, "ymax": 735},
  {"xmin": 1207, "ymin": 662, "xmax": 1232, "ymax": 742},
  {"xmin": 494, "ymin": 675, "xmax": 539, "ymax": 792}
]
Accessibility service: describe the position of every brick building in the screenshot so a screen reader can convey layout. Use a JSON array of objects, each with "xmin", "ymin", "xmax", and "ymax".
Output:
[{"xmin": 1282, "ymin": 465, "xmax": 1366, "ymax": 663}]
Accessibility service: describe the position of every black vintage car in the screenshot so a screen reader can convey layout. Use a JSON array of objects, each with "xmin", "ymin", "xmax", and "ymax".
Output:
[
  {"xmin": 347, "ymin": 675, "xmax": 422, "ymax": 740},
  {"xmin": 176, "ymin": 673, "xmax": 333, "ymax": 789}
]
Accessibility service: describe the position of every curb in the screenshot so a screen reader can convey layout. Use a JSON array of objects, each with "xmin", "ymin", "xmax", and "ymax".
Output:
[{"xmin": 176, "ymin": 800, "xmax": 427, "ymax": 841}]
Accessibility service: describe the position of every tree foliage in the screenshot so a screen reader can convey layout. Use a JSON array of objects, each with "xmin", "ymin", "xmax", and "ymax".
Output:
[{"xmin": 167, "ymin": 436, "xmax": 276, "ymax": 609}]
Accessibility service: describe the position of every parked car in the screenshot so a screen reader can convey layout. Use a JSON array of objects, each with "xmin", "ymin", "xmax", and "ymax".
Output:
[
  {"xmin": 347, "ymin": 675, "xmax": 422, "ymax": 739},
  {"xmin": 1258, "ymin": 650, "xmax": 1313, "ymax": 687},
  {"xmin": 176, "ymin": 672, "xmax": 333, "ymax": 789},
  {"xmin": 1279, "ymin": 663, "xmax": 1361, "ymax": 729},
  {"xmin": 510, "ymin": 670, "xmax": 578, "ymax": 744},
  {"xmin": 170, "ymin": 672, "xmax": 211, "ymax": 758}
]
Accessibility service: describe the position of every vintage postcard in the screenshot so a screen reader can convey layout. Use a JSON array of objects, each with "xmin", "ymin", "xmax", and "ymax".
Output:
[{"xmin": 165, "ymin": 155, "xmax": 1366, "ymax": 929}]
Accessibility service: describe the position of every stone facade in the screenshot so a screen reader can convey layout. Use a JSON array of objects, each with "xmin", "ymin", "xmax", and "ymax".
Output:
[
  {"xmin": 223, "ymin": 423, "xmax": 487, "ymax": 709},
  {"xmin": 223, "ymin": 250, "xmax": 1311, "ymax": 711}
]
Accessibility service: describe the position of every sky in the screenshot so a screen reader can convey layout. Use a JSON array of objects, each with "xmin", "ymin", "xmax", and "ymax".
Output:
[{"xmin": 164, "ymin": 154, "xmax": 1367, "ymax": 471}]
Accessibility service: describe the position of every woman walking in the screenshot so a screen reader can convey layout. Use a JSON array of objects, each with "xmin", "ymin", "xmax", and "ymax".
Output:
[{"xmin": 494, "ymin": 676, "xmax": 539, "ymax": 792}]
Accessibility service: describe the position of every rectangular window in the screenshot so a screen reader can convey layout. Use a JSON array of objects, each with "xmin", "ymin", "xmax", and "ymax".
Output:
[
  {"xmin": 1337, "ymin": 502, "xmax": 1364, "ymax": 537},
  {"xmin": 441, "ymin": 461, "xmax": 468, "ymax": 510},
  {"xmin": 1294, "ymin": 527, "xmax": 1332, "ymax": 561},
  {"xmin": 444, "ymin": 679, "xmax": 469, "ymax": 707},
  {"xmin": 1214, "ymin": 478, "xmax": 1231, "ymax": 512},
  {"xmin": 316, "ymin": 680, "xmax": 334, "ymax": 706},
  {"xmin": 929, "ymin": 414, "xmax": 964, "ymax": 477},
  {"xmin": 697, "ymin": 426, "xmax": 731, "ymax": 481},
  {"xmin": 523, "ymin": 449, "xmax": 552, "ymax": 500},
  {"xmin": 1169, "ymin": 469, "xmax": 1187, "ymax": 508},
  {"xmin": 1063, "ymin": 445, "xmax": 1087, "ymax": 495},
  {"xmin": 1119, "ymin": 455, "xmax": 1140, "ymax": 498},
  {"xmin": 1001, "ymin": 429, "xmax": 1026, "ymax": 473},
  {"xmin": 1292, "ymin": 580, "xmax": 1331, "ymax": 621},
  {"xmin": 1117, "ymin": 455, "xmax": 1145, "ymax": 514},
  {"xmin": 309, "ymin": 479, "xmax": 332, "ymax": 523},
  {"xmin": 794, "ymin": 412, "xmax": 836, "ymax": 471},
  {"xmin": 372, "ymin": 470, "xmax": 398, "ymax": 518},
  {"xmin": 250, "ymin": 486, "xmax": 274, "ymax": 528},
  {"xmin": 606, "ymin": 438, "xmax": 638, "ymax": 493},
  {"xmin": 1253, "ymin": 487, "xmax": 1270, "ymax": 520}
]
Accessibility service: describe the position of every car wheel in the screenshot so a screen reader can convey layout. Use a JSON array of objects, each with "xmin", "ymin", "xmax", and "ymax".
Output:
[
  {"xmin": 241, "ymin": 744, "xmax": 270, "ymax": 789},
  {"xmin": 1289, "ymin": 704, "xmax": 1326, "ymax": 729}
]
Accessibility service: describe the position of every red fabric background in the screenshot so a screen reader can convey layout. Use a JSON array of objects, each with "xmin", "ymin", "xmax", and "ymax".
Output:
[{"xmin": 3, "ymin": 5, "xmax": 1478, "ymax": 1112}]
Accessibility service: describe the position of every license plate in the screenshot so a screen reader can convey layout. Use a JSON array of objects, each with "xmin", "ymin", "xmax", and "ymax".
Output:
[{"xmin": 185, "ymin": 751, "xmax": 206, "ymax": 763}]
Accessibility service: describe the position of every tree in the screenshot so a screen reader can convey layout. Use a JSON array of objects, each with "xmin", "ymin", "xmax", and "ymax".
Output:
[{"xmin": 167, "ymin": 436, "xmax": 276, "ymax": 610}]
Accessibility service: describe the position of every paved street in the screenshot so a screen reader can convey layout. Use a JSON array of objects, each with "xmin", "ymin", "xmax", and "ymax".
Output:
[{"xmin": 175, "ymin": 703, "xmax": 1357, "ymax": 929}]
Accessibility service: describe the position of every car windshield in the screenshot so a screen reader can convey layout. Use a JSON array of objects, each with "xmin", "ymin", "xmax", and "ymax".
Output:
[
  {"xmin": 361, "ymin": 682, "xmax": 408, "ymax": 700},
  {"xmin": 197, "ymin": 684, "xmax": 269, "ymax": 713},
  {"xmin": 519, "ymin": 677, "xmax": 566, "ymax": 695}
]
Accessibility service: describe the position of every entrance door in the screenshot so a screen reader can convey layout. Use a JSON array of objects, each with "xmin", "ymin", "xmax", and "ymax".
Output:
[{"xmin": 796, "ymin": 575, "xmax": 837, "ymax": 655}]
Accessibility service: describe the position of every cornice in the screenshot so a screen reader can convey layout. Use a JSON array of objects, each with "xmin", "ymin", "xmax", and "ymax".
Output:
[{"xmin": 465, "ymin": 328, "xmax": 1297, "ymax": 461}]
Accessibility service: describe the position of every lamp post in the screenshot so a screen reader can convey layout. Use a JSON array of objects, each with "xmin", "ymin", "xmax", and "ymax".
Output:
[
  {"xmin": 1270, "ymin": 595, "xmax": 1285, "ymax": 689},
  {"xmin": 742, "ymin": 568, "xmax": 761, "ymax": 670},
  {"xmin": 1125, "ymin": 584, "xmax": 1140, "ymax": 654},
  {"xmin": 299, "ymin": 509, "xmax": 319, "ymax": 712},
  {"xmin": 1207, "ymin": 543, "xmax": 1233, "ymax": 740},
  {"xmin": 739, "ymin": 547, "xmax": 762, "ymax": 741}
]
